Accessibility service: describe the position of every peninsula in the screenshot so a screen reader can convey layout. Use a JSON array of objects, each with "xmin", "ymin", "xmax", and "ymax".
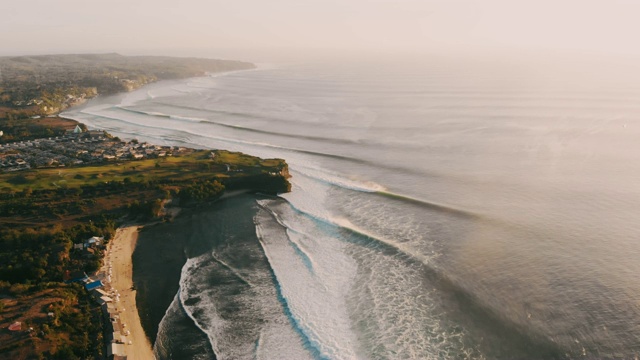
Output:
[
  {"xmin": 0, "ymin": 54, "xmax": 288, "ymax": 359},
  {"xmin": 0, "ymin": 124, "xmax": 290, "ymax": 359}
]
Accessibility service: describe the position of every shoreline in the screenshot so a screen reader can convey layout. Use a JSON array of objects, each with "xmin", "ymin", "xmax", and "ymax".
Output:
[
  {"xmin": 53, "ymin": 67, "xmax": 285, "ymax": 358},
  {"xmin": 57, "ymin": 67, "xmax": 258, "ymax": 122},
  {"xmin": 102, "ymin": 225, "xmax": 155, "ymax": 359},
  {"xmin": 132, "ymin": 193, "xmax": 263, "ymax": 359}
]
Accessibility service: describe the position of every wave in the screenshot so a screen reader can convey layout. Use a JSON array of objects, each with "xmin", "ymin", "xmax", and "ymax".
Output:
[
  {"xmin": 290, "ymin": 167, "xmax": 480, "ymax": 219},
  {"xmin": 75, "ymin": 111, "xmax": 198, "ymax": 145},
  {"xmin": 171, "ymin": 87, "xmax": 193, "ymax": 94},
  {"xmin": 178, "ymin": 258, "xmax": 219, "ymax": 357},
  {"xmin": 254, "ymin": 214, "xmax": 329, "ymax": 360},
  {"xmin": 154, "ymin": 293, "xmax": 217, "ymax": 360},
  {"xmin": 373, "ymin": 190, "xmax": 480, "ymax": 219},
  {"xmin": 196, "ymin": 120, "xmax": 359, "ymax": 145},
  {"xmin": 272, "ymin": 195, "xmax": 566, "ymax": 358},
  {"xmin": 278, "ymin": 195, "xmax": 433, "ymax": 266},
  {"xmin": 149, "ymin": 100, "xmax": 366, "ymax": 129},
  {"xmin": 80, "ymin": 109, "xmax": 384, "ymax": 164},
  {"xmin": 291, "ymin": 167, "xmax": 386, "ymax": 193},
  {"xmin": 210, "ymin": 252, "xmax": 255, "ymax": 287},
  {"xmin": 115, "ymin": 105, "xmax": 174, "ymax": 118},
  {"xmin": 116, "ymin": 104, "xmax": 360, "ymax": 145},
  {"xmin": 82, "ymin": 107, "xmax": 484, "ymax": 224},
  {"xmin": 84, "ymin": 106, "xmax": 482, "ymax": 187},
  {"xmin": 256, "ymin": 202, "xmax": 315, "ymax": 272},
  {"xmin": 148, "ymin": 99, "xmax": 632, "ymax": 135}
]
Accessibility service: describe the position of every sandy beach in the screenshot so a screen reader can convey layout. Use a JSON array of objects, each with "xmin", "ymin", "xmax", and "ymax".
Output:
[{"xmin": 105, "ymin": 226, "xmax": 155, "ymax": 359}]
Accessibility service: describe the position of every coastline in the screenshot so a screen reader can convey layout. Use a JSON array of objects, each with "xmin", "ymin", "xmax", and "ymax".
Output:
[
  {"xmin": 103, "ymin": 225, "xmax": 155, "ymax": 359},
  {"xmin": 58, "ymin": 67, "xmax": 287, "ymax": 358},
  {"xmin": 0, "ymin": 61, "xmax": 295, "ymax": 359}
]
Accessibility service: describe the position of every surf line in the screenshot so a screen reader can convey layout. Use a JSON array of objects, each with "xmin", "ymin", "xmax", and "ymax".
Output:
[
  {"xmin": 256, "ymin": 201, "xmax": 316, "ymax": 273},
  {"xmin": 254, "ymin": 214, "xmax": 329, "ymax": 360}
]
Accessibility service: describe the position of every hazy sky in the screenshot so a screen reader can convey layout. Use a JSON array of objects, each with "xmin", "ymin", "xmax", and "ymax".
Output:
[{"xmin": 2, "ymin": 0, "xmax": 639, "ymax": 60}]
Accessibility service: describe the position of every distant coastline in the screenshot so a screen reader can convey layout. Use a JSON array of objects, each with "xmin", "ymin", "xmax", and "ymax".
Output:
[{"xmin": 0, "ymin": 53, "xmax": 255, "ymax": 121}]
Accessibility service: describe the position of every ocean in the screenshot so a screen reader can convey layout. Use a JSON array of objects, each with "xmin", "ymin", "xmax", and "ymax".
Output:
[{"xmin": 64, "ymin": 58, "xmax": 640, "ymax": 359}]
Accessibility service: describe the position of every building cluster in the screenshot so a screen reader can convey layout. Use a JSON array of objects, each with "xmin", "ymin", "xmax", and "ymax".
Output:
[
  {"xmin": 72, "ymin": 236, "xmax": 105, "ymax": 259},
  {"xmin": 93, "ymin": 284, "xmax": 129, "ymax": 360},
  {"xmin": 65, "ymin": 274, "xmax": 129, "ymax": 360},
  {"xmin": 65, "ymin": 235, "xmax": 130, "ymax": 360},
  {"xmin": 11, "ymin": 98, "xmax": 44, "ymax": 107},
  {"xmin": 0, "ymin": 126, "xmax": 188, "ymax": 172}
]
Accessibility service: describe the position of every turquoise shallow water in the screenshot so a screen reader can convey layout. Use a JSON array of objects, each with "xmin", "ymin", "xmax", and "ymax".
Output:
[{"xmin": 67, "ymin": 59, "xmax": 640, "ymax": 359}]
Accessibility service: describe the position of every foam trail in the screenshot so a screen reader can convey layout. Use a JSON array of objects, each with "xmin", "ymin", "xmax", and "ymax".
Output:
[
  {"xmin": 79, "ymin": 108, "xmax": 375, "ymax": 163},
  {"xmin": 291, "ymin": 167, "xmax": 386, "ymax": 193},
  {"xmin": 290, "ymin": 167, "xmax": 480, "ymax": 219},
  {"xmin": 115, "ymin": 105, "xmax": 172, "ymax": 118},
  {"xmin": 196, "ymin": 120, "xmax": 359, "ymax": 145},
  {"xmin": 255, "ymin": 201, "xmax": 363, "ymax": 359},
  {"xmin": 284, "ymin": 196, "xmax": 433, "ymax": 266},
  {"xmin": 210, "ymin": 252, "xmax": 255, "ymax": 287},
  {"xmin": 257, "ymin": 202, "xmax": 316, "ymax": 272},
  {"xmin": 117, "ymin": 105, "xmax": 359, "ymax": 144},
  {"xmin": 254, "ymin": 214, "xmax": 329, "ymax": 360},
  {"xmin": 178, "ymin": 258, "xmax": 221, "ymax": 357},
  {"xmin": 255, "ymin": 198, "xmax": 485, "ymax": 359},
  {"xmin": 154, "ymin": 292, "xmax": 217, "ymax": 360},
  {"xmin": 374, "ymin": 190, "xmax": 480, "ymax": 219},
  {"xmin": 150, "ymin": 100, "xmax": 365, "ymax": 129}
]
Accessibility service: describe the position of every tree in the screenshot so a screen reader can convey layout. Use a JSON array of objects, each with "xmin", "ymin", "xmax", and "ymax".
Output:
[{"xmin": 150, "ymin": 199, "xmax": 163, "ymax": 217}]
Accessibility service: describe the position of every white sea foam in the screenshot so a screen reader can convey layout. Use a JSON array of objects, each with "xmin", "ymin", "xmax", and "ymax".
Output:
[
  {"xmin": 281, "ymin": 174, "xmax": 436, "ymax": 266},
  {"xmin": 291, "ymin": 166, "xmax": 386, "ymax": 193},
  {"xmin": 178, "ymin": 257, "xmax": 224, "ymax": 356},
  {"xmin": 255, "ymin": 200, "xmax": 363, "ymax": 359},
  {"xmin": 178, "ymin": 240, "xmax": 312, "ymax": 360}
]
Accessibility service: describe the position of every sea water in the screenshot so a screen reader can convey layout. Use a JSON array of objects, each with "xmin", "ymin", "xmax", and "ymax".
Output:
[{"xmin": 64, "ymin": 57, "xmax": 640, "ymax": 359}]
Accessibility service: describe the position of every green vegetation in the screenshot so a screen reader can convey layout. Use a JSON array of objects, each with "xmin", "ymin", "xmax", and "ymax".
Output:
[
  {"xmin": 0, "ymin": 283, "xmax": 104, "ymax": 359},
  {"xmin": 0, "ymin": 150, "xmax": 287, "ymax": 192},
  {"xmin": 0, "ymin": 117, "xmax": 84, "ymax": 144},
  {"xmin": 0, "ymin": 144, "xmax": 289, "ymax": 359}
]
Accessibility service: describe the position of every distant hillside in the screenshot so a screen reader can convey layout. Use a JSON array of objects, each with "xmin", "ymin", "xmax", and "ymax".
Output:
[{"xmin": 0, "ymin": 53, "xmax": 254, "ymax": 119}]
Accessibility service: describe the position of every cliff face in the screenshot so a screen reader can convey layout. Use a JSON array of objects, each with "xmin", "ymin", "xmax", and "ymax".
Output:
[
  {"xmin": 222, "ymin": 171, "xmax": 292, "ymax": 195},
  {"xmin": 279, "ymin": 165, "xmax": 291, "ymax": 180}
]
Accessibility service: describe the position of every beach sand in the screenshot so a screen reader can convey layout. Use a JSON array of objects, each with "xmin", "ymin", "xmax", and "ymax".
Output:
[{"xmin": 106, "ymin": 226, "xmax": 155, "ymax": 359}]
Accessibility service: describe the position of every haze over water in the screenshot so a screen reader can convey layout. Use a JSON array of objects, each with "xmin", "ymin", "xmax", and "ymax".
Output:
[{"xmin": 63, "ymin": 57, "xmax": 640, "ymax": 358}]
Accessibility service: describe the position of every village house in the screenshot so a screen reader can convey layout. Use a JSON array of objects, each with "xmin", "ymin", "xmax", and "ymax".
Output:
[
  {"xmin": 85, "ymin": 280, "xmax": 104, "ymax": 291},
  {"xmin": 64, "ymin": 270, "xmax": 89, "ymax": 283},
  {"xmin": 86, "ymin": 236, "xmax": 104, "ymax": 248},
  {"xmin": 1, "ymin": 131, "xmax": 182, "ymax": 172}
]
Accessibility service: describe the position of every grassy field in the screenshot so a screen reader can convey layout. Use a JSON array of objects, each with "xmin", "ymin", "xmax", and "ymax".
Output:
[{"xmin": 0, "ymin": 150, "xmax": 286, "ymax": 192}]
